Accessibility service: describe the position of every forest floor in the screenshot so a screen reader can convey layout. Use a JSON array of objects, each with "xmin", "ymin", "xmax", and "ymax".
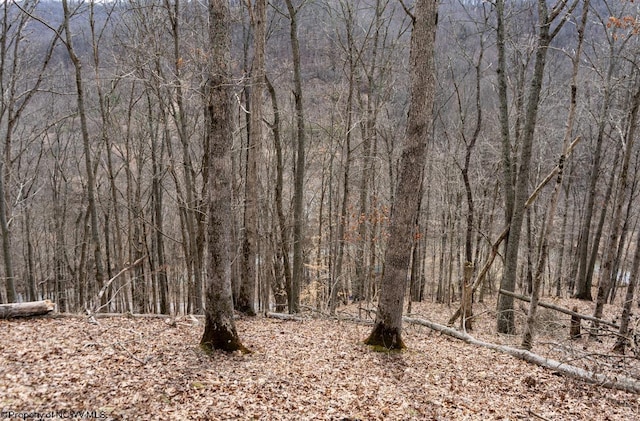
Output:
[{"xmin": 1, "ymin": 296, "xmax": 640, "ymax": 420}]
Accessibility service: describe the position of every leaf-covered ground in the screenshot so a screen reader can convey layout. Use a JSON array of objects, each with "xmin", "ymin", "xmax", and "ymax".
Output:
[{"xmin": 1, "ymin": 307, "xmax": 639, "ymax": 420}]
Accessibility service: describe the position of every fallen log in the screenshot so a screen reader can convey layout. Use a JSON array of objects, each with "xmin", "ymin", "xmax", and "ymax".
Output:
[
  {"xmin": 403, "ymin": 316, "xmax": 640, "ymax": 395},
  {"xmin": 498, "ymin": 289, "xmax": 620, "ymax": 330},
  {"xmin": 266, "ymin": 312, "xmax": 309, "ymax": 322},
  {"xmin": 0, "ymin": 300, "xmax": 55, "ymax": 319}
]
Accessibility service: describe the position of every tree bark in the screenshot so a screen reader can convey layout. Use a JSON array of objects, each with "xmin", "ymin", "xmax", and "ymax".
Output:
[
  {"xmin": 365, "ymin": 0, "xmax": 437, "ymax": 350},
  {"xmin": 238, "ymin": 0, "xmax": 266, "ymax": 316},
  {"xmin": 285, "ymin": 0, "xmax": 306, "ymax": 314},
  {"xmin": 0, "ymin": 300, "xmax": 55, "ymax": 319},
  {"xmin": 200, "ymin": 0, "xmax": 247, "ymax": 354},
  {"xmin": 497, "ymin": 0, "xmax": 574, "ymax": 334},
  {"xmin": 522, "ymin": 0, "xmax": 588, "ymax": 349}
]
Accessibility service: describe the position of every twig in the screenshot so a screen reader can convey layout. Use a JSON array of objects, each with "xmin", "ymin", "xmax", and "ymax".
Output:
[
  {"xmin": 90, "ymin": 256, "xmax": 146, "ymax": 315},
  {"xmin": 528, "ymin": 409, "xmax": 552, "ymax": 421},
  {"xmin": 113, "ymin": 342, "xmax": 150, "ymax": 366}
]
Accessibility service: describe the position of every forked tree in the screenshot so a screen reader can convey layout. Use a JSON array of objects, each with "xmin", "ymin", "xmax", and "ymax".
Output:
[
  {"xmin": 200, "ymin": 0, "xmax": 247, "ymax": 353},
  {"xmin": 364, "ymin": 0, "xmax": 437, "ymax": 350}
]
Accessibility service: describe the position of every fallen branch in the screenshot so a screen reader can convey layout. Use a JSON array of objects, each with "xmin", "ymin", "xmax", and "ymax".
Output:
[
  {"xmin": 266, "ymin": 312, "xmax": 309, "ymax": 322},
  {"xmin": 0, "ymin": 300, "xmax": 55, "ymax": 319},
  {"xmin": 113, "ymin": 341, "xmax": 151, "ymax": 366},
  {"xmin": 89, "ymin": 256, "xmax": 147, "ymax": 316},
  {"xmin": 403, "ymin": 316, "xmax": 640, "ymax": 394},
  {"xmin": 498, "ymin": 289, "xmax": 620, "ymax": 329}
]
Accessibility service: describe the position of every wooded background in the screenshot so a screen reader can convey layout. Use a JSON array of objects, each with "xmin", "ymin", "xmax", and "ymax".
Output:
[{"xmin": 1, "ymin": 0, "xmax": 639, "ymax": 339}]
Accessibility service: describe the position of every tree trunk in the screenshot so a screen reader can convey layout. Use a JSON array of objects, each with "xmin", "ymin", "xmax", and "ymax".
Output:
[
  {"xmin": 0, "ymin": 161, "xmax": 15, "ymax": 303},
  {"xmin": 266, "ymin": 76, "xmax": 291, "ymax": 313},
  {"xmin": 496, "ymin": 0, "xmax": 515, "ymax": 261},
  {"xmin": 285, "ymin": 0, "xmax": 306, "ymax": 314},
  {"xmin": 593, "ymin": 84, "xmax": 640, "ymax": 325},
  {"xmin": 574, "ymin": 39, "xmax": 616, "ymax": 301},
  {"xmin": 149, "ymin": 92, "xmax": 169, "ymax": 315},
  {"xmin": 61, "ymin": 0, "xmax": 105, "ymax": 311},
  {"xmin": 200, "ymin": 0, "xmax": 247, "ymax": 354},
  {"xmin": 613, "ymin": 232, "xmax": 640, "ymax": 353},
  {"xmin": 497, "ymin": 0, "xmax": 572, "ymax": 334},
  {"xmin": 522, "ymin": 0, "xmax": 588, "ymax": 349},
  {"xmin": 365, "ymin": 0, "xmax": 437, "ymax": 350},
  {"xmin": 238, "ymin": 0, "xmax": 266, "ymax": 316}
]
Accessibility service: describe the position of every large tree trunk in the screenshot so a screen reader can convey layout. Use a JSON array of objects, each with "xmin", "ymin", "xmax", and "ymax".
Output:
[
  {"xmin": 200, "ymin": 0, "xmax": 246, "ymax": 354},
  {"xmin": 365, "ymin": 0, "xmax": 437, "ymax": 350},
  {"xmin": 495, "ymin": 0, "xmax": 515, "ymax": 263}
]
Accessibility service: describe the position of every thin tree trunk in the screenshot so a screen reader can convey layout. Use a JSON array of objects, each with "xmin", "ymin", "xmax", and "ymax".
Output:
[
  {"xmin": 61, "ymin": 0, "xmax": 105, "ymax": 310},
  {"xmin": 497, "ymin": 0, "xmax": 574, "ymax": 334},
  {"xmin": 613, "ymin": 232, "xmax": 640, "ymax": 353},
  {"xmin": 285, "ymin": 0, "xmax": 306, "ymax": 314},
  {"xmin": 266, "ymin": 76, "xmax": 291, "ymax": 312},
  {"xmin": 0, "ymin": 161, "xmax": 14, "ymax": 303},
  {"xmin": 238, "ymin": 0, "xmax": 266, "ymax": 316},
  {"xmin": 574, "ymin": 38, "xmax": 616, "ymax": 301},
  {"xmin": 521, "ymin": 0, "xmax": 588, "ymax": 349},
  {"xmin": 593, "ymin": 84, "xmax": 640, "ymax": 325}
]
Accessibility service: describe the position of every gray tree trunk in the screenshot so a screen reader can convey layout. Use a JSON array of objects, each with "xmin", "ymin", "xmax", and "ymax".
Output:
[
  {"xmin": 574, "ymin": 38, "xmax": 616, "ymax": 301},
  {"xmin": 593, "ymin": 85, "xmax": 640, "ymax": 323},
  {"xmin": 238, "ymin": 0, "xmax": 266, "ymax": 316},
  {"xmin": 521, "ymin": 0, "xmax": 588, "ymax": 350},
  {"xmin": 200, "ymin": 0, "xmax": 247, "ymax": 354},
  {"xmin": 62, "ymin": 0, "xmax": 105, "ymax": 310},
  {"xmin": 365, "ymin": 0, "xmax": 437, "ymax": 350},
  {"xmin": 497, "ymin": 0, "xmax": 573, "ymax": 334},
  {"xmin": 285, "ymin": 0, "xmax": 306, "ymax": 314}
]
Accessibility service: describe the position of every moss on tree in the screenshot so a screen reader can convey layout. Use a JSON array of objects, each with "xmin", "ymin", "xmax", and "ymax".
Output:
[{"xmin": 364, "ymin": 322, "xmax": 406, "ymax": 351}]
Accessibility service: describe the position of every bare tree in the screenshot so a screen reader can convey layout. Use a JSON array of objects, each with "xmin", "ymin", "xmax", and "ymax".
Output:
[
  {"xmin": 284, "ymin": 0, "xmax": 306, "ymax": 314},
  {"xmin": 200, "ymin": 0, "xmax": 247, "ymax": 353},
  {"xmin": 60, "ymin": 0, "xmax": 106, "ymax": 309},
  {"xmin": 365, "ymin": 0, "xmax": 437, "ymax": 350},
  {"xmin": 522, "ymin": 0, "xmax": 589, "ymax": 350},
  {"xmin": 238, "ymin": 0, "xmax": 267, "ymax": 316},
  {"xmin": 496, "ymin": 0, "xmax": 577, "ymax": 334}
]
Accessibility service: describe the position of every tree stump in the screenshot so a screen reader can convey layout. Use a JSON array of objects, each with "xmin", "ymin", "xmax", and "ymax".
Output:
[{"xmin": 570, "ymin": 306, "xmax": 581, "ymax": 339}]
